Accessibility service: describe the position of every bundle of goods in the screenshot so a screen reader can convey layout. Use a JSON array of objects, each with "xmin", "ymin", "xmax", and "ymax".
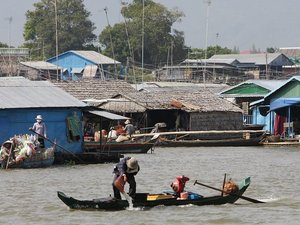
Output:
[{"xmin": 223, "ymin": 179, "xmax": 239, "ymax": 194}]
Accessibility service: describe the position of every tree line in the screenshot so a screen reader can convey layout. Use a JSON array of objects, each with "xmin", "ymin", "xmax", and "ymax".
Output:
[{"xmin": 1, "ymin": 0, "xmax": 277, "ymax": 75}]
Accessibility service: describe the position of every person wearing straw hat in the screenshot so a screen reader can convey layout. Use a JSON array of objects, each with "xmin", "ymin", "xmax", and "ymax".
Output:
[
  {"xmin": 124, "ymin": 119, "xmax": 135, "ymax": 137},
  {"xmin": 112, "ymin": 156, "xmax": 140, "ymax": 200},
  {"xmin": 31, "ymin": 115, "xmax": 47, "ymax": 148}
]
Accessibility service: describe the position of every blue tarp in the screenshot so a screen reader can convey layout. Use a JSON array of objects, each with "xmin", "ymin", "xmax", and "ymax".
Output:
[{"xmin": 270, "ymin": 98, "xmax": 300, "ymax": 111}]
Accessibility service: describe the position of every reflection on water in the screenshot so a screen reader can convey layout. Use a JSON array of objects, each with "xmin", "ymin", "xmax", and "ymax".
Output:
[{"xmin": 0, "ymin": 146, "xmax": 299, "ymax": 225}]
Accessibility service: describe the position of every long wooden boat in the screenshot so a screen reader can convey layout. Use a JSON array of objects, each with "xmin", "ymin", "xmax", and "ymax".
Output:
[
  {"xmin": 83, "ymin": 134, "xmax": 159, "ymax": 154},
  {"xmin": 156, "ymin": 130, "xmax": 266, "ymax": 147},
  {"xmin": 158, "ymin": 136, "xmax": 263, "ymax": 147},
  {"xmin": 57, "ymin": 177, "xmax": 251, "ymax": 211}
]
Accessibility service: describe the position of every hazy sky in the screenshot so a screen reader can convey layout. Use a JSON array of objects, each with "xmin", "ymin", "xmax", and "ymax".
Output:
[{"xmin": 0, "ymin": 0, "xmax": 300, "ymax": 51}]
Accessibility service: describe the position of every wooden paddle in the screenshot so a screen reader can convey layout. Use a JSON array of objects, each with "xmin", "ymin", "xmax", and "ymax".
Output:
[
  {"xmin": 5, "ymin": 142, "xmax": 13, "ymax": 169},
  {"xmin": 194, "ymin": 180, "xmax": 264, "ymax": 203},
  {"xmin": 29, "ymin": 128, "xmax": 85, "ymax": 163}
]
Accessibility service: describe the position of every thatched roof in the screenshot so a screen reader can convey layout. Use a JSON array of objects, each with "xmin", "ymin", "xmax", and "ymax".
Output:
[
  {"xmin": 98, "ymin": 98, "xmax": 146, "ymax": 113},
  {"xmin": 52, "ymin": 79, "xmax": 136, "ymax": 100},
  {"xmin": 136, "ymin": 82, "xmax": 229, "ymax": 94},
  {"xmin": 52, "ymin": 80, "xmax": 241, "ymax": 113},
  {"xmin": 100, "ymin": 87, "xmax": 242, "ymax": 113}
]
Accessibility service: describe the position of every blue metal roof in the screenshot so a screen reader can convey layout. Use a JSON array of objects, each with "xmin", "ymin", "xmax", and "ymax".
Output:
[{"xmin": 0, "ymin": 77, "xmax": 86, "ymax": 109}]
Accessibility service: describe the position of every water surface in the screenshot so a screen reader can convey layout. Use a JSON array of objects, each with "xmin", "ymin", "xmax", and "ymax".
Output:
[{"xmin": 1, "ymin": 146, "xmax": 299, "ymax": 225}]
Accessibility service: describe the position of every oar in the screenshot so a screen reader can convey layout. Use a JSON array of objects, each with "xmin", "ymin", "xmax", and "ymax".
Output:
[
  {"xmin": 29, "ymin": 128, "xmax": 85, "ymax": 163},
  {"xmin": 221, "ymin": 173, "xmax": 227, "ymax": 197},
  {"xmin": 194, "ymin": 180, "xmax": 264, "ymax": 203},
  {"xmin": 5, "ymin": 143, "xmax": 13, "ymax": 169}
]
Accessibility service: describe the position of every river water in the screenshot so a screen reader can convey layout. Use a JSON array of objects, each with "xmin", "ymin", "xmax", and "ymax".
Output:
[{"xmin": 1, "ymin": 146, "xmax": 299, "ymax": 225}]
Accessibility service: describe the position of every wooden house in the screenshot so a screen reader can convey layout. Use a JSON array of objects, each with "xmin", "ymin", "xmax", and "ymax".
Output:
[
  {"xmin": 0, "ymin": 48, "xmax": 29, "ymax": 76},
  {"xmin": 219, "ymin": 79, "xmax": 286, "ymax": 131},
  {"xmin": 210, "ymin": 53, "xmax": 293, "ymax": 80},
  {"xmin": 98, "ymin": 86, "xmax": 244, "ymax": 134},
  {"xmin": 157, "ymin": 53, "xmax": 293, "ymax": 85},
  {"xmin": 258, "ymin": 76, "xmax": 300, "ymax": 138},
  {"xmin": 53, "ymin": 80, "xmax": 243, "ymax": 139},
  {"xmin": 47, "ymin": 50, "xmax": 121, "ymax": 80},
  {"xmin": 18, "ymin": 61, "xmax": 62, "ymax": 80},
  {"xmin": 0, "ymin": 77, "xmax": 86, "ymax": 154}
]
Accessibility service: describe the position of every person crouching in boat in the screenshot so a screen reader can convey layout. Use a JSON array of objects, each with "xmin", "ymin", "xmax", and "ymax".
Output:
[
  {"xmin": 112, "ymin": 157, "xmax": 140, "ymax": 200},
  {"xmin": 170, "ymin": 175, "xmax": 190, "ymax": 197}
]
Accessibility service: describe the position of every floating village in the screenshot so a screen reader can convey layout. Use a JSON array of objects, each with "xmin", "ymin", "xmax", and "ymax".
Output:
[
  {"xmin": 1, "ymin": 47, "xmax": 300, "ymax": 170},
  {"xmin": 1, "ymin": 2, "xmax": 300, "ymax": 223}
]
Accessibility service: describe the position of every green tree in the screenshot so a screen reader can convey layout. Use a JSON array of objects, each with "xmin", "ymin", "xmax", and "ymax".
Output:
[
  {"xmin": 0, "ymin": 42, "xmax": 9, "ymax": 48},
  {"xmin": 266, "ymin": 47, "xmax": 277, "ymax": 53},
  {"xmin": 23, "ymin": 0, "xmax": 96, "ymax": 59},
  {"xmin": 99, "ymin": 0, "xmax": 186, "ymax": 68},
  {"xmin": 189, "ymin": 46, "xmax": 233, "ymax": 59}
]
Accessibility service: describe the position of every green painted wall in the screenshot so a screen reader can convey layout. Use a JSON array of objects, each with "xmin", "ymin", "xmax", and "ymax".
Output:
[
  {"xmin": 223, "ymin": 83, "xmax": 269, "ymax": 95},
  {"xmin": 272, "ymin": 81, "xmax": 300, "ymax": 99}
]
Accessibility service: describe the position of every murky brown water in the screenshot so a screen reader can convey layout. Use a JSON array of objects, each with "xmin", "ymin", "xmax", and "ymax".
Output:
[{"xmin": 1, "ymin": 146, "xmax": 299, "ymax": 225}]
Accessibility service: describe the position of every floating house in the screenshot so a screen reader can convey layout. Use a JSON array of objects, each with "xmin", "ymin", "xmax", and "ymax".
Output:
[
  {"xmin": 18, "ymin": 61, "xmax": 62, "ymax": 80},
  {"xmin": 98, "ymin": 87, "xmax": 244, "ymax": 134},
  {"xmin": 47, "ymin": 50, "xmax": 121, "ymax": 80},
  {"xmin": 157, "ymin": 53, "xmax": 293, "ymax": 85},
  {"xmin": 0, "ymin": 77, "xmax": 123, "ymax": 163},
  {"xmin": 219, "ymin": 79, "xmax": 286, "ymax": 130},
  {"xmin": 255, "ymin": 76, "xmax": 300, "ymax": 138},
  {"xmin": 0, "ymin": 77, "xmax": 86, "ymax": 154}
]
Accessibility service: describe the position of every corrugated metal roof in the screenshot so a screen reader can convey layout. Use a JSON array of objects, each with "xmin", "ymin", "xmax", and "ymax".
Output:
[
  {"xmin": 20, "ymin": 61, "xmax": 62, "ymax": 70},
  {"xmin": 88, "ymin": 110, "xmax": 130, "ymax": 120},
  {"xmin": 264, "ymin": 76, "xmax": 300, "ymax": 102},
  {"xmin": 71, "ymin": 50, "xmax": 121, "ymax": 65},
  {"xmin": 0, "ymin": 77, "xmax": 86, "ymax": 109},
  {"xmin": 183, "ymin": 58, "xmax": 239, "ymax": 65},
  {"xmin": 210, "ymin": 53, "xmax": 291, "ymax": 65},
  {"xmin": 220, "ymin": 79, "xmax": 286, "ymax": 96}
]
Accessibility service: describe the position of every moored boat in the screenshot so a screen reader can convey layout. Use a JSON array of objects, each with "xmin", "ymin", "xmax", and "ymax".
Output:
[
  {"xmin": 84, "ymin": 134, "xmax": 159, "ymax": 154},
  {"xmin": 0, "ymin": 135, "xmax": 55, "ymax": 169},
  {"xmin": 157, "ymin": 130, "xmax": 266, "ymax": 147},
  {"xmin": 159, "ymin": 136, "xmax": 263, "ymax": 147},
  {"xmin": 57, "ymin": 177, "xmax": 252, "ymax": 211}
]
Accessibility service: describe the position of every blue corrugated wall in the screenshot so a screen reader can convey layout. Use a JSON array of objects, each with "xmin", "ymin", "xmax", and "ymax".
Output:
[{"xmin": 0, "ymin": 108, "xmax": 83, "ymax": 154}]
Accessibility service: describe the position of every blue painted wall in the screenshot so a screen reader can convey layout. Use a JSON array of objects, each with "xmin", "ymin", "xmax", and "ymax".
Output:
[
  {"xmin": 47, "ymin": 52, "xmax": 109, "ymax": 80},
  {"xmin": 251, "ymin": 106, "xmax": 275, "ymax": 133},
  {"xmin": 0, "ymin": 108, "xmax": 83, "ymax": 154}
]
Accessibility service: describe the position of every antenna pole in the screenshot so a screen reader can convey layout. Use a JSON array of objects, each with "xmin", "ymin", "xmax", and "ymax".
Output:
[
  {"xmin": 142, "ymin": 0, "xmax": 145, "ymax": 83},
  {"xmin": 104, "ymin": 7, "xmax": 117, "ymax": 79},
  {"xmin": 203, "ymin": 0, "xmax": 211, "ymax": 85},
  {"xmin": 54, "ymin": 0, "xmax": 59, "ymax": 80}
]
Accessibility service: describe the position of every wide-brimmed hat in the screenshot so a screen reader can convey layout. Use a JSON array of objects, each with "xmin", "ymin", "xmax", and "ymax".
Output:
[
  {"xmin": 35, "ymin": 115, "xmax": 43, "ymax": 121},
  {"xmin": 125, "ymin": 119, "xmax": 131, "ymax": 125},
  {"xmin": 126, "ymin": 157, "xmax": 139, "ymax": 173}
]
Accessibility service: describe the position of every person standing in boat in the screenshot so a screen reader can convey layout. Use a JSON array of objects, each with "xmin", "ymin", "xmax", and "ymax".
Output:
[
  {"xmin": 31, "ymin": 115, "xmax": 47, "ymax": 148},
  {"xmin": 112, "ymin": 157, "xmax": 140, "ymax": 200},
  {"xmin": 124, "ymin": 120, "xmax": 135, "ymax": 137}
]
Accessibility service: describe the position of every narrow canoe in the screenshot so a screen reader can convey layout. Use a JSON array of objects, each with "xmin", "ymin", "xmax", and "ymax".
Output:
[
  {"xmin": 158, "ymin": 137, "xmax": 263, "ymax": 147},
  {"xmin": 57, "ymin": 177, "xmax": 251, "ymax": 211}
]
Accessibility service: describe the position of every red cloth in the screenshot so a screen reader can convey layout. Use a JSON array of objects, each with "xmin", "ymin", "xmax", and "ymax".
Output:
[
  {"xmin": 171, "ymin": 175, "xmax": 190, "ymax": 194},
  {"xmin": 274, "ymin": 113, "xmax": 286, "ymax": 135}
]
